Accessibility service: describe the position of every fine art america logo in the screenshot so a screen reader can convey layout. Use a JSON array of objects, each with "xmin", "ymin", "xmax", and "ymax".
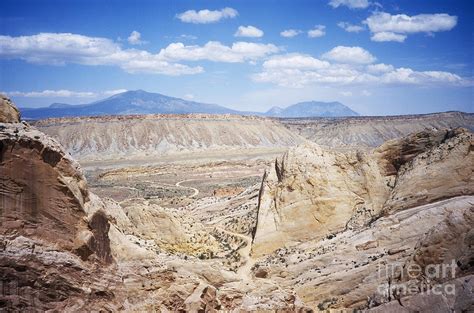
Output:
[{"xmin": 377, "ymin": 260, "xmax": 457, "ymax": 298}]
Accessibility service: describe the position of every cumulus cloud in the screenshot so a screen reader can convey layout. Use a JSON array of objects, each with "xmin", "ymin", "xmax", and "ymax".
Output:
[
  {"xmin": 329, "ymin": 0, "xmax": 370, "ymax": 9},
  {"xmin": 5, "ymin": 89, "xmax": 127, "ymax": 98},
  {"xmin": 234, "ymin": 25, "xmax": 264, "ymax": 38},
  {"xmin": 176, "ymin": 7, "xmax": 238, "ymax": 24},
  {"xmin": 337, "ymin": 22, "xmax": 364, "ymax": 33},
  {"xmin": 158, "ymin": 41, "xmax": 279, "ymax": 63},
  {"xmin": 308, "ymin": 25, "xmax": 326, "ymax": 38},
  {"xmin": 365, "ymin": 12, "xmax": 457, "ymax": 42},
  {"xmin": 322, "ymin": 46, "xmax": 376, "ymax": 64},
  {"xmin": 0, "ymin": 33, "xmax": 202, "ymax": 75},
  {"xmin": 0, "ymin": 33, "xmax": 280, "ymax": 76},
  {"xmin": 252, "ymin": 48, "xmax": 466, "ymax": 88},
  {"xmin": 127, "ymin": 31, "xmax": 146, "ymax": 45},
  {"xmin": 280, "ymin": 29, "xmax": 302, "ymax": 38}
]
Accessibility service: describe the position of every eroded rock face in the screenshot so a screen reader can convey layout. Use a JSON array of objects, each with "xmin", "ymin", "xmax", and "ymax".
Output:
[
  {"xmin": 0, "ymin": 123, "xmax": 112, "ymax": 263},
  {"xmin": 0, "ymin": 94, "xmax": 20, "ymax": 123},
  {"xmin": 253, "ymin": 128, "xmax": 473, "ymax": 256}
]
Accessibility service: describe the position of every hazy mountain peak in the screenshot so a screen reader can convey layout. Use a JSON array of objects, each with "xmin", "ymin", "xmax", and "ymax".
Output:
[{"xmin": 265, "ymin": 100, "xmax": 359, "ymax": 118}]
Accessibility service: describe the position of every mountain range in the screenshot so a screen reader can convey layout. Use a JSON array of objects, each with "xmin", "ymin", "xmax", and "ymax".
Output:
[{"xmin": 19, "ymin": 90, "xmax": 359, "ymax": 119}]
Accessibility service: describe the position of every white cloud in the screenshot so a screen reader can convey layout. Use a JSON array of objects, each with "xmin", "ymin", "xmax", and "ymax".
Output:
[
  {"xmin": 365, "ymin": 12, "xmax": 457, "ymax": 33},
  {"xmin": 5, "ymin": 89, "xmax": 127, "ymax": 98},
  {"xmin": 337, "ymin": 22, "xmax": 364, "ymax": 33},
  {"xmin": 252, "ymin": 48, "xmax": 466, "ymax": 88},
  {"xmin": 365, "ymin": 12, "xmax": 457, "ymax": 42},
  {"xmin": 340, "ymin": 91, "xmax": 353, "ymax": 96},
  {"xmin": 127, "ymin": 31, "xmax": 146, "ymax": 45},
  {"xmin": 0, "ymin": 33, "xmax": 203, "ymax": 75},
  {"xmin": 308, "ymin": 25, "xmax": 326, "ymax": 38},
  {"xmin": 329, "ymin": 0, "xmax": 370, "ymax": 9},
  {"xmin": 280, "ymin": 29, "xmax": 302, "ymax": 38},
  {"xmin": 361, "ymin": 90, "xmax": 372, "ymax": 96},
  {"xmin": 0, "ymin": 33, "xmax": 280, "ymax": 76},
  {"xmin": 322, "ymin": 46, "xmax": 376, "ymax": 64},
  {"xmin": 370, "ymin": 31, "xmax": 407, "ymax": 42},
  {"xmin": 234, "ymin": 25, "xmax": 264, "ymax": 38},
  {"xmin": 158, "ymin": 41, "xmax": 279, "ymax": 63},
  {"xmin": 176, "ymin": 7, "xmax": 238, "ymax": 24},
  {"xmin": 183, "ymin": 93, "xmax": 195, "ymax": 100}
]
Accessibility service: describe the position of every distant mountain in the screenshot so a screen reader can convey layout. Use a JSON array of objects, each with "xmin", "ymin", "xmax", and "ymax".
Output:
[
  {"xmin": 265, "ymin": 101, "xmax": 359, "ymax": 118},
  {"xmin": 19, "ymin": 90, "xmax": 359, "ymax": 119},
  {"xmin": 20, "ymin": 90, "xmax": 241, "ymax": 119},
  {"xmin": 265, "ymin": 106, "xmax": 284, "ymax": 116}
]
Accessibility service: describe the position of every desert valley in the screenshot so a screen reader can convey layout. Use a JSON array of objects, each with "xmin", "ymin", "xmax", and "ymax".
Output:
[
  {"xmin": 1, "ymin": 92, "xmax": 473, "ymax": 311},
  {"xmin": 1, "ymin": 1, "xmax": 473, "ymax": 311}
]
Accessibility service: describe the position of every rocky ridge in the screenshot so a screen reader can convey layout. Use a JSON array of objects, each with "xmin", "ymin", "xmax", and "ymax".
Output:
[
  {"xmin": 34, "ymin": 114, "xmax": 304, "ymax": 161},
  {"xmin": 281, "ymin": 111, "xmax": 474, "ymax": 148}
]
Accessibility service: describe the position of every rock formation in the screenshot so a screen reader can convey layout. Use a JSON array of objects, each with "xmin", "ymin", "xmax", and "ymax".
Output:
[
  {"xmin": 253, "ymin": 128, "xmax": 473, "ymax": 256},
  {"xmin": 0, "ymin": 106, "xmax": 118, "ymax": 309},
  {"xmin": 0, "ymin": 93, "xmax": 20, "ymax": 123},
  {"xmin": 251, "ymin": 127, "xmax": 473, "ymax": 310}
]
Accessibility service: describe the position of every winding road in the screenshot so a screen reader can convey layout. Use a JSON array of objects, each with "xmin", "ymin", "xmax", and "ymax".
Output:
[
  {"xmin": 175, "ymin": 179, "xmax": 200, "ymax": 197},
  {"xmin": 212, "ymin": 226, "xmax": 255, "ymax": 280}
]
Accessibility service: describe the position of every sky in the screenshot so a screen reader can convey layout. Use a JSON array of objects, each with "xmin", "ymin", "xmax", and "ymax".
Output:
[{"xmin": 0, "ymin": 0, "xmax": 473, "ymax": 115}]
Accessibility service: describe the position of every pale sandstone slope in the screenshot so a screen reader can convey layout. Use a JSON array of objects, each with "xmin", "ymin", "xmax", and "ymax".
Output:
[
  {"xmin": 251, "ymin": 196, "xmax": 474, "ymax": 311},
  {"xmin": 251, "ymin": 127, "xmax": 473, "ymax": 310}
]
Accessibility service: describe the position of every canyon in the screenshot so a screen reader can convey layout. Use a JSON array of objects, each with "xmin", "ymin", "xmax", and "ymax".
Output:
[{"xmin": 1, "ymin": 94, "xmax": 473, "ymax": 311}]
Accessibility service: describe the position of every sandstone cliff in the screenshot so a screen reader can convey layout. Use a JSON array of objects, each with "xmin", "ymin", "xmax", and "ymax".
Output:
[{"xmin": 0, "ymin": 98, "xmax": 118, "ymax": 310}]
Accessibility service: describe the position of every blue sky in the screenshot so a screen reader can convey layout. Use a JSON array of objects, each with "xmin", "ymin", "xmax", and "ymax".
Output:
[{"xmin": 0, "ymin": 0, "xmax": 472, "ymax": 115}]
